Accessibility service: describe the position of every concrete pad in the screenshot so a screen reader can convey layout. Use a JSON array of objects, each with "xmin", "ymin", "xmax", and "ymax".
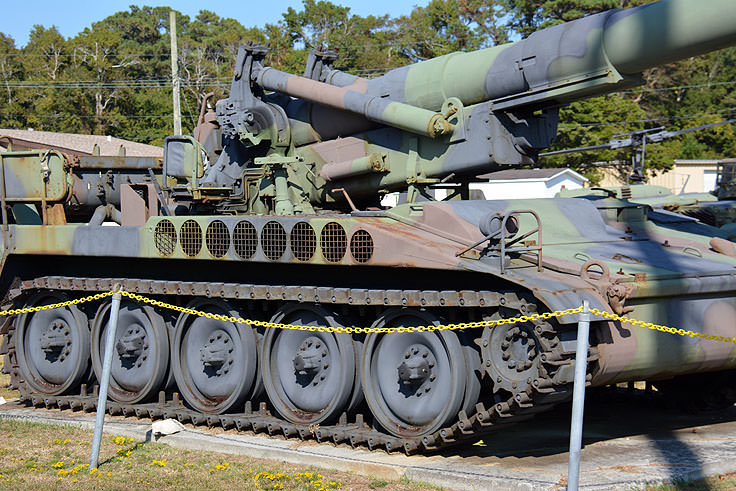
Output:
[{"xmin": 2, "ymin": 391, "xmax": 736, "ymax": 490}]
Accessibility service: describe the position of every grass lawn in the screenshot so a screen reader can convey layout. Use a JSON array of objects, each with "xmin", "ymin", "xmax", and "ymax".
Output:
[
  {"xmin": 644, "ymin": 474, "xmax": 736, "ymax": 491},
  {"xmin": 0, "ymin": 345, "xmax": 438, "ymax": 489},
  {"xmin": 0, "ymin": 418, "xmax": 440, "ymax": 490}
]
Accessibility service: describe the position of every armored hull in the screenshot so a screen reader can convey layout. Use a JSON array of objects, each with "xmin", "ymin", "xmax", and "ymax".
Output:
[{"xmin": 3, "ymin": 196, "xmax": 736, "ymax": 452}]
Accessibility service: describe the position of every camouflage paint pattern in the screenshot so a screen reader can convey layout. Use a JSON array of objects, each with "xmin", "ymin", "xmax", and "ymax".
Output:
[
  {"xmin": 5, "ymin": 190, "xmax": 736, "ymax": 385},
  {"xmin": 3, "ymin": 0, "xmax": 736, "ymax": 434}
]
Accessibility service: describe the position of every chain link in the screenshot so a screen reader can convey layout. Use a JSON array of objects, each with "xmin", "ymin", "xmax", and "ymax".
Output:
[
  {"xmin": 588, "ymin": 308, "xmax": 736, "ymax": 344},
  {"xmin": 0, "ymin": 291, "xmax": 114, "ymax": 316},
  {"xmin": 2, "ymin": 288, "xmax": 734, "ymax": 342},
  {"xmin": 117, "ymin": 290, "xmax": 585, "ymax": 333}
]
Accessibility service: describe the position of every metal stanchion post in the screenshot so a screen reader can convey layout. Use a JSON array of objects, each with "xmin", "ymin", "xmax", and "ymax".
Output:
[
  {"xmin": 89, "ymin": 287, "xmax": 122, "ymax": 470},
  {"xmin": 567, "ymin": 300, "xmax": 590, "ymax": 491}
]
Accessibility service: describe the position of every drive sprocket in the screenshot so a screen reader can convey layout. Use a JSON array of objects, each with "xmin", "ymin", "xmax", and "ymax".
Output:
[{"xmin": 477, "ymin": 299, "xmax": 562, "ymax": 399}]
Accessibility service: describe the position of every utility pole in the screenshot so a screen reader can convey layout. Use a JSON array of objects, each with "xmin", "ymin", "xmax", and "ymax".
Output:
[{"xmin": 169, "ymin": 11, "xmax": 182, "ymax": 135}]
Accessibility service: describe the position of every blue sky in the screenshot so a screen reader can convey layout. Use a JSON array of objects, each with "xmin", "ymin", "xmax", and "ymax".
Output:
[{"xmin": 4, "ymin": 0, "xmax": 425, "ymax": 47}]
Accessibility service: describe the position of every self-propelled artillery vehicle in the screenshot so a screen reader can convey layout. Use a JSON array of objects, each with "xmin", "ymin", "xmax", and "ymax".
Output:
[{"xmin": 3, "ymin": 0, "xmax": 736, "ymax": 453}]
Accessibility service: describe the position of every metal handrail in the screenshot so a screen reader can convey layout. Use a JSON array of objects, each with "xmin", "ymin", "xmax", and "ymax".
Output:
[{"xmin": 498, "ymin": 209, "xmax": 542, "ymax": 274}]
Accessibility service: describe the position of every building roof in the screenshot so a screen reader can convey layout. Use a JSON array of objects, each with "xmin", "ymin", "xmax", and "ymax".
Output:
[
  {"xmin": 476, "ymin": 167, "xmax": 588, "ymax": 182},
  {"xmin": 0, "ymin": 129, "xmax": 163, "ymax": 157},
  {"xmin": 673, "ymin": 159, "xmax": 720, "ymax": 166}
]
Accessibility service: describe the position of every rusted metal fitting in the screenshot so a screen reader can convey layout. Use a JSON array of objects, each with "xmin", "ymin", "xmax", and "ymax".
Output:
[{"xmin": 427, "ymin": 114, "xmax": 454, "ymax": 138}]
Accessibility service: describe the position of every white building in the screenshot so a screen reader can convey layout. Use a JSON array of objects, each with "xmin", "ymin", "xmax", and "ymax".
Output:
[
  {"xmin": 381, "ymin": 168, "xmax": 588, "ymax": 207},
  {"xmin": 599, "ymin": 160, "xmax": 720, "ymax": 194},
  {"xmin": 470, "ymin": 168, "xmax": 588, "ymax": 200}
]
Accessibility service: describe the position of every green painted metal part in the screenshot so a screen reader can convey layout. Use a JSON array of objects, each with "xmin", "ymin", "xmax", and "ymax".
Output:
[{"xmin": 0, "ymin": 151, "xmax": 71, "ymax": 203}]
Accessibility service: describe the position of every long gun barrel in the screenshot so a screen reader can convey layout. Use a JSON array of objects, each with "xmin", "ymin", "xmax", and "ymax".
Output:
[
  {"xmin": 251, "ymin": 0, "xmax": 736, "ymax": 125},
  {"xmin": 390, "ymin": 0, "xmax": 736, "ymax": 111}
]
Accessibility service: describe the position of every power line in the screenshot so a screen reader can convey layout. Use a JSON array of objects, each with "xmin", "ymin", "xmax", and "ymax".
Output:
[
  {"xmin": 0, "ymin": 41, "xmax": 450, "ymax": 58},
  {"xmin": 0, "ymin": 78, "xmax": 231, "ymax": 87},
  {"xmin": 620, "ymin": 80, "xmax": 736, "ymax": 94},
  {"xmin": 3, "ymin": 106, "xmax": 733, "ymax": 125},
  {"xmin": 557, "ymin": 109, "xmax": 736, "ymax": 131},
  {"xmin": 3, "ymin": 75, "xmax": 735, "ymax": 92},
  {"xmin": 0, "ymin": 83, "xmax": 231, "ymax": 90},
  {"xmin": 0, "ymin": 113, "xmax": 173, "ymax": 119}
]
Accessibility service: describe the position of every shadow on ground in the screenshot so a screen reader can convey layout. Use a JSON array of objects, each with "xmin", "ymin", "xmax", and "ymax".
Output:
[{"xmin": 436, "ymin": 387, "xmax": 736, "ymax": 464}]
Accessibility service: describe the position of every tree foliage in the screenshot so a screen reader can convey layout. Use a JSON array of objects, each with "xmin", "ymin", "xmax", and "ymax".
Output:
[{"xmin": 0, "ymin": 0, "xmax": 732, "ymax": 178}]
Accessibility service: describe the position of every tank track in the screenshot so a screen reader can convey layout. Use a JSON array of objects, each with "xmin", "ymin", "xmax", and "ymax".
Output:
[{"xmin": 1, "ymin": 276, "xmax": 582, "ymax": 454}]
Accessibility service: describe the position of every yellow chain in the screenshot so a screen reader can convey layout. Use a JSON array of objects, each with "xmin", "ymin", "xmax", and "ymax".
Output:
[
  {"xmin": 0, "ymin": 291, "xmax": 113, "ymax": 316},
  {"xmin": 588, "ymin": 308, "xmax": 736, "ymax": 344},
  {"xmin": 1, "ymin": 288, "xmax": 733, "ymax": 342},
  {"xmin": 118, "ymin": 290, "xmax": 582, "ymax": 333}
]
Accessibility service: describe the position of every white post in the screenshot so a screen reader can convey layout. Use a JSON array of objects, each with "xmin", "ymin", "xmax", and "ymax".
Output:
[
  {"xmin": 89, "ymin": 288, "xmax": 122, "ymax": 469},
  {"xmin": 169, "ymin": 11, "xmax": 182, "ymax": 136},
  {"xmin": 567, "ymin": 300, "xmax": 590, "ymax": 491}
]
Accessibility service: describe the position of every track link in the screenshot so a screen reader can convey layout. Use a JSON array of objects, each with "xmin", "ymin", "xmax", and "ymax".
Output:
[{"xmin": 1, "ymin": 276, "xmax": 584, "ymax": 454}]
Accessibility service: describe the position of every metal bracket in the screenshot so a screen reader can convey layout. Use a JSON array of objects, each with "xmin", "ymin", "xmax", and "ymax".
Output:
[
  {"xmin": 254, "ymin": 155, "xmax": 302, "ymax": 168},
  {"xmin": 255, "ymin": 155, "xmax": 303, "ymax": 215},
  {"xmin": 441, "ymin": 97, "xmax": 466, "ymax": 143},
  {"xmin": 496, "ymin": 210, "xmax": 543, "ymax": 274},
  {"xmin": 147, "ymin": 168, "xmax": 169, "ymax": 217}
]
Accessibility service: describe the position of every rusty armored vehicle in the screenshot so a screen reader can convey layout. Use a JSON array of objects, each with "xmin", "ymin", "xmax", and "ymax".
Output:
[{"xmin": 2, "ymin": 0, "xmax": 736, "ymax": 453}]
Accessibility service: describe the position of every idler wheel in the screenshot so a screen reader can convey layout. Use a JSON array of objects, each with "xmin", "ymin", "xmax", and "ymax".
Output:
[
  {"xmin": 478, "ymin": 304, "xmax": 548, "ymax": 396},
  {"xmin": 15, "ymin": 292, "xmax": 91, "ymax": 395},
  {"xmin": 261, "ymin": 304, "xmax": 361, "ymax": 425},
  {"xmin": 91, "ymin": 301, "xmax": 170, "ymax": 404},
  {"xmin": 361, "ymin": 309, "xmax": 467, "ymax": 438},
  {"xmin": 172, "ymin": 299, "xmax": 261, "ymax": 413}
]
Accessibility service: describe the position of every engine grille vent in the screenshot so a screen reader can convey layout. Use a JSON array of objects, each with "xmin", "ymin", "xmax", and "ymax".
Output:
[
  {"xmin": 154, "ymin": 220, "xmax": 177, "ymax": 256},
  {"xmin": 180, "ymin": 220, "xmax": 203, "ymax": 257},
  {"xmin": 233, "ymin": 221, "xmax": 258, "ymax": 259},
  {"xmin": 350, "ymin": 230, "xmax": 374, "ymax": 263},
  {"xmin": 262, "ymin": 221, "xmax": 287, "ymax": 260},
  {"xmin": 320, "ymin": 222, "xmax": 347, "ymax": 262},
  {"xmin": 290, "ymin": 222, "xmax": 316, "ymax": 261},
  {"xmin": 205, "ymin": 220, "xmax": 230, "ymax": 258}
]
